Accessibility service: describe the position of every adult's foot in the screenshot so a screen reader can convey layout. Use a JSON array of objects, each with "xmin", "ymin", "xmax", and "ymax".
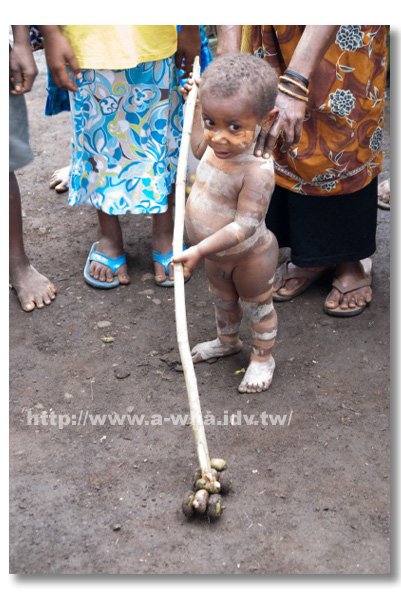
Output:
[
  {"xmin": 89, "ymin": 212, "xmax": 130, "ymax": 285},
  {"xmin": 378, "ymin": 179, "xmax": 390, "ymax": 210},
  {"xmin": 238, "ymin": 357, "xmax": 275, "ymax": 393},
  {"xmin": 49, "ymin": 165, "xmax": 71, "ymax": 193},
  {"xmin": 10, "ymin": 260, "xmax": 57, "ymax": 311},
  {"xmin": 191, "ymin": 338, "xmax": 243, "ymax": 363},
  {"xmin": 88, "ymin": 237, "xmax": 130, "ymax": 285},
  {"xmin": 273, "ymin": 262, "xmax": 333, "ymax": 300},
  {"xmin": 324, "ymin": 259, "xmax": 372, "ymax": 315}
]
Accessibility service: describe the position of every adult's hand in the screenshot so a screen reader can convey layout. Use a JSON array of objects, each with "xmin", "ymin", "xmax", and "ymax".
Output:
[
  {"xmin": 176, "ymin": 26, "xmax": 201, "ymax": 79},
  {"xmin": 254, "ymin": 91, "xmax": 307, "ymax": 158},
  {"xmin": 254, "ymin": 25, "xmax": 338, "ymax": 158},
  {"xmin": 10, "ymin": 26, "xmax": 38, "ymax": 94},
  {"xmin": 39, "ymin": 25, "xmax": 82, "ymax": 92}
]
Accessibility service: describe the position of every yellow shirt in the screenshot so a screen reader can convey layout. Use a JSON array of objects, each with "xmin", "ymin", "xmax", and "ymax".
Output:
[{"xmin": 60, "ymin": 25, "xmax": 177, "ymax": 69}]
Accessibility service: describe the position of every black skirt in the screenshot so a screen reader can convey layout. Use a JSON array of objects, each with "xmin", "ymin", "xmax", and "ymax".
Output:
[{"xmin": 266, "ymin": 178, "xmax": 378, "ymax": 267}]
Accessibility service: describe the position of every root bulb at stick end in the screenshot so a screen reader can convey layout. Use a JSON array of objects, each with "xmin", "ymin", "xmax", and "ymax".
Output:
[
  {"xmin": 193, "ymin": 489, "xmax": 209, "ymax": 513},
  {"xmin": 181, "ymin": 490, "xmax": 195, "ymax": 517},
  {"xmin": 207, "ymin": 494, "xmax": 223, "ymax": 519},
  {"xmin": 210, "ymin": 458, "xmax": 227, "ymax": 471}
]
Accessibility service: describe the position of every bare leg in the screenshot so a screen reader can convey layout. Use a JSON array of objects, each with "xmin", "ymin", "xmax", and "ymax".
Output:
[
  {"xmin": 239, "ymin": 290, "xmax": 277, "ymax": 393},
  {"xmin": 191, "ymin": 259, "xmax": 244, "ymax": 362},
  {"xmin": 89, "ymin": 210, "xmax": 130, "ymax": 284},
  {"xmin": 234, "ymin": 241, "xmax": 278, "ymax": 393},
  {"xmin": 152, "ymin": 189, "xmax": 174, "ymax": 284},
  {"xmin": 9, "ymin": 172, "xmax": 57, "ymax": 311}
]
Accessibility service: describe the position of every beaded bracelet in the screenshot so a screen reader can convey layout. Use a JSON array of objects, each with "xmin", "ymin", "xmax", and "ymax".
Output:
[
  {"xmin": 278, "ymin": 83, "xmax": 309, "ymax": 103},
  {"xmin": 284, "ymin": 69, "xmax": 309, "ymax": 88},
  {"xmin": 279, "ymin": 75, "xmax": 309, "ymax": 95}
]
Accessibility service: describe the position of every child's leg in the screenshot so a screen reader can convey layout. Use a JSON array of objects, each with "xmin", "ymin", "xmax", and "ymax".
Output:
[
  {"xmin": 191, "ymin": 259, "xmax": 244, "ymax": 362},
  {"xmin": 9, "ymin": 172, "xmax": 57, "ymax": 311},
  {"xmin": 89, "ymin": 210, "xmax": 130, "ymax": 284},
  {"xmin": 233, "ymin": 245, "xmax": 278, "ymax": 393}
]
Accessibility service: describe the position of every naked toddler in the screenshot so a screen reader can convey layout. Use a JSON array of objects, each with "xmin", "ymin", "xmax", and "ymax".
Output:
[{"xmin": 173, "ymin": 53, "xmax": 279, "ymax": 393}]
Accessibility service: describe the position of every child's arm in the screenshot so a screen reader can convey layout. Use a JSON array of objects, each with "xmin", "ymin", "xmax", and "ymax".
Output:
[
  {"xmin": 190, "ymin": 99, "xmax": 209, "ymax": 159},
  {"xmin": 39, "ymin": 25, "xmax": 82, "ymax": 92},
  {"xmin": 181, "ymin": 76, "xmax": 208, "ymax": 160},
  {"xmin": 173, "ymin": 163, "xmax": 274, "ymax": 277}
]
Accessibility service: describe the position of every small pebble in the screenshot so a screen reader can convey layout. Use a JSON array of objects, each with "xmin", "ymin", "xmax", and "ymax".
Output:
[
  {"xmin": 97, "ymin": 321, "xmax": 111, "ymax": 328},
  {"xmin": 114, "ymin": 368, "xmax": 131, "ymax": 380},
  {"xmin": 112, "ymin": 524, "xmax": 121, "ymax": 531}
]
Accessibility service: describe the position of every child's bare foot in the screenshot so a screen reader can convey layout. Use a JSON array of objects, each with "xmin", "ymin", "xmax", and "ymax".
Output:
[
  {"xmin": 10, "ymin": 262, "xmax": 57, "ymax": 312},
  {"xmin": 238, "ymin": 357, "xmax": 275, "ymax": 393},
  {"xmin": 191, "ymin": 338, "xmax": 243, "ymax": 363},
  {"xmin": 49, "ymin": 166, "xmax": 70, "ymax": 193}
]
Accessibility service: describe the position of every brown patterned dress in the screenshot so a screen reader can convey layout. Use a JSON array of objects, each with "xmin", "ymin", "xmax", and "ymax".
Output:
[{"xmin": 251, "ymin": 25, "xmax": 388, "ymax": 196}]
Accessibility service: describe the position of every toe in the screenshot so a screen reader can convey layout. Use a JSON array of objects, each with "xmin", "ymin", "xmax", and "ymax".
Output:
[
  {"xmin": 116, "ymin": 265, "xmax": 130, "ymax": 284},
  {"xmin": 347, "ymin": 294, "xmax": 356, "ymax": 309},
  {"xmin": 154, "ymin": 261, "xmax": 167, "ymax": 284},
  {"xmin": 33, "ymin": 294, "xmax": 45, "ymax": 309},
  {"xmin": 356, "ymin": 294, "xmax": 365, "ymax": 307},
  {"xmin": 325, "ymin": 288, "xmax": 340, "ymax": 309},
  {"xmin": 364, "ymin": 287, "xmax": 372, "ymax": 304},
  {"xmin": 21, "ymin": 299, "xmax": 35, "ymax": 312},
  {"xmin": 339, "ymin": 295, "xmax": 348, "ymax": 310}
]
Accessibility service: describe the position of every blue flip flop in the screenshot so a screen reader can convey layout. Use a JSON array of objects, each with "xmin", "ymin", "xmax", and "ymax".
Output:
[
  {"xmin": 84, "ymin": 241, "xmax": 127, "ymax": 289},
  {"xmin": 153, "ymin": 246, "xmax": 190, "ymax": 287}
]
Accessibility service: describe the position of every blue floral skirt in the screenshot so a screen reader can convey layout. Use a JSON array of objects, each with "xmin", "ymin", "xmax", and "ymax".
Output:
[{"xmin": 68, "ymin": 56, "xmax": 183, "ymax": 214}]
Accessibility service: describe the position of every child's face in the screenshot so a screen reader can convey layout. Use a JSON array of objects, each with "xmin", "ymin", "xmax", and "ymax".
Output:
[{"xmin": 200, "ymin": 89, "xmax": 261, "ymax": 160}]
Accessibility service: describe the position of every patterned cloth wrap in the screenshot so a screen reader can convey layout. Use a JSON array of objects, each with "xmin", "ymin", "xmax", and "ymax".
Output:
[
  {"xmin": 252, "ymin": 25, "xmax": 388, "ymax": 196},
  {"xmin": 68, "ymin": 57, "xmax": 183, "ymax": 214},
  {"xmin": 46, "ymin": 26, "xmax": 212, "ymax": 116},
  {"xmin": 28, "ymin": 26, "xmax": 44, "ymax": 51}
]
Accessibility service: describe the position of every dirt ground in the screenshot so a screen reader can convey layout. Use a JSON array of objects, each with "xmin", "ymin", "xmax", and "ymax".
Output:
[{"xmin": 9, "ymin": 50, "xmax": 390, "ymax": 575}]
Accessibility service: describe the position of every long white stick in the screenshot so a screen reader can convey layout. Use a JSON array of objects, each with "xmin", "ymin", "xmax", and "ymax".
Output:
[{"xmin": 173, "ymin": 57, "xmax": 211, "ymax": 475}]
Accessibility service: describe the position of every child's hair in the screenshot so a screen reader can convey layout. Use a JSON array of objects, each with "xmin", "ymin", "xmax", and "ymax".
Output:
[{"xmin": 199, "ymin": 53, "xmax": 278, "ymax": 119}]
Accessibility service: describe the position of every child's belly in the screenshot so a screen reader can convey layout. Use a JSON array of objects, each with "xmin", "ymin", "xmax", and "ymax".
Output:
[
  {"xmin": 185, "ymin": 184, "xmax": 271, "ymax": 262},
  {"xmin": 185, "ymin": 185, "xmax": 236, "ymax": 245}
]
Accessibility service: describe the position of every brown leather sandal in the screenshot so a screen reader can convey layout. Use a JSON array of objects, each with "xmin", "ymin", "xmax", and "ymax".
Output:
[
  {"xmin": 273, "ymin": 261, "xmax": 334, "ymax": 302},
  {"xmin": 324, "ymin": 259, "xmax": 372, "ymax": 317}
]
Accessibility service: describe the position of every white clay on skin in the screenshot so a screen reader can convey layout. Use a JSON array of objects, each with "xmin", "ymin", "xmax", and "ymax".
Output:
[{"xmin": 238, "ymin": 357, "xmax": 275, "ymax": 393}]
